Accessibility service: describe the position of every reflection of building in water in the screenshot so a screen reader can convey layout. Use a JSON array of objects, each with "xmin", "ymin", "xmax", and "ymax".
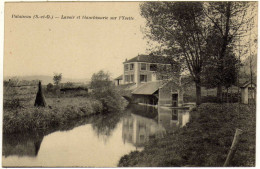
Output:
[
  {"xmin": 122, "ymin": 113, "xmax": 165, "ymax": 147},
  {"xmin": 158, "ymin": 107, "xmax": 190, "ymax": 131},
  {"xmin": 122, "ymin": 104, "xmax": 190, "ymax": 147},
  {"xmin": 3, "ymin": 133, "xmax": 44, "ymax": 157}
]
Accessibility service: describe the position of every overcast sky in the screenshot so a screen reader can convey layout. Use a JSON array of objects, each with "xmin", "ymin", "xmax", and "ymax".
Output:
[{"xmin": 4, "ymin": 2, "xmax": 148, "ymax": 79}]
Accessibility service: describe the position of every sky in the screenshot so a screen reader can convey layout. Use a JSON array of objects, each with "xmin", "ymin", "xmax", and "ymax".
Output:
[{"xmin": 4, "ymin": 2, "xmax": 148, "ymax": 79}]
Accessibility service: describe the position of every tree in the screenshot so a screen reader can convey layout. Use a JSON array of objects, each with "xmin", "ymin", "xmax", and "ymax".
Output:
[
  {"xmin": 90, "ymin": 70, "xmax": 125, "ymax": 113},
  {"xmin": 90, "ymin": 70, "xmax": 112, "ymax": 90},
  {"xmin": 203, "ymin": 30, "xmax": 240, "ymax": 97},
  {"xmin": 53, "ymin": 73, "xmax": 62, "ymax": 86},
  {"xmin": 140, "ymin": 2, "xmax": 208, "ymax": 105},
  {"xmin": 204, "ymin": 2, "xmax": 255, "ymax": 100}
]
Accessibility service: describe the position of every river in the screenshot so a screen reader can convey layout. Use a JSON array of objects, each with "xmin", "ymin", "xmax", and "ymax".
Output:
[{"xmin": 2, "ymin": 104, "xmax": 190, "ymax": 167}]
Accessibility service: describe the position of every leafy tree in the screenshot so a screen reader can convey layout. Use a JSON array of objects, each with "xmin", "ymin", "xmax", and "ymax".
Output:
[
  {"xmin": 53, "ymin": 73, "xmax": 62, "ymax": 86},
  {"xmin": 203, "ymin": 48, "xmax": 239, "ymax": 90},
  {"xmin": 90, "ymin": 70, "xmax": 125, "ymax": 113},
  {"xmin": 204, "ymin": 1, "xmax": 255, "ymax": 100},
  {"xmin": 140, "ymin": 2, "xmax": 208, "ymax": 105},
  {"xmin": 90, "ymin": 70, "xmax": 112, "ymax": 90},
  {"xmin": 140, "ymin": 2, "xmax": 255, "ymax": 104}
]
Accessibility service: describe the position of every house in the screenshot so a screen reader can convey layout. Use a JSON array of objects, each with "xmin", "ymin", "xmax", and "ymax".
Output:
[
  {"xmin": 240, "ymin": 81, "xmax": 256, "ymax": 104},
  {"xmin": 122, "ymin": 54, "xmax": 170, "ymax": 86},
  {"xmin": 116, "ymin": 53, "xmax": 185, "ymax": 107},
  {"xmin": 131, "ymin": 81, "xmax": 161, "ymax": 105}
]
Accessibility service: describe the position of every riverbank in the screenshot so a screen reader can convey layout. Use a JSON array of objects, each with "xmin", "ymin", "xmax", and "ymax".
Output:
[
  {"xmin": 118, "ymin": 103, "xmax": 256, "ymax": 167},
  {"xmin": 3, "ymin": 97, "xmax": 103, "ymax": 134}
]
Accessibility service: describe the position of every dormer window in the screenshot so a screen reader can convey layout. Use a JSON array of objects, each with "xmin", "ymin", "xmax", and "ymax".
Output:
[{"xmin": 141, "ymin": 63, "xmax": 147, "ymax": 70}]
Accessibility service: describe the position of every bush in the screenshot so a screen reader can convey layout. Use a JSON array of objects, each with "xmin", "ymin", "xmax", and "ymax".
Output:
[
  {"xmin": 92, "ymin": 87, "xmax": 126, "ymax": 113},
  {"xmin": 46, "ymin": 83, "xmax": 54, "ymax": 92},
  {"xmin": 90, "ymin": 70, "xmax": 127, "ymax": 113}
]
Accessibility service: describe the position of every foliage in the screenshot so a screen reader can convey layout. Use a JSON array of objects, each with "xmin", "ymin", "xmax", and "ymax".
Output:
[
  {"xmin": 140, "ymin": 2, "xmax": 255, "ymax": 104},
  {"xmin": 46, "ymin": 83, "xmax": 54, "ymax": 92},
  {"xmin": 90, "ymin": 70, "xmax": 112, "ymax": 89},
  {"xmin": 204, "ymin": 2, "xmax": 255, "ymax": 99},
  {"xmin": 203, "ymin": 48, "xmax": 240, "ymax": 89},
  {"xmin": 140, "ymin": 2, "xmax": 208, "ymax": 105},
  {"xmin": 53, "ymin": 73, "xmax": 62, "ymax": 85},
  {"xmin": 3, "ymin": 97, "xmax": 102, "ymax": 134},
  {"xmin": 90, "ymin": 70, "xmax": 127, "ymax": 113},
  {"xmin": 118, "ymin": 103, "xmax": 255, "ymax": 167}
]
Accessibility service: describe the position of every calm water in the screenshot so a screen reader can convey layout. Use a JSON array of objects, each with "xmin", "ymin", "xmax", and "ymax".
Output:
[{"xmin": 2, "ymin": 105, "xmax": 190, "ymax": 167}]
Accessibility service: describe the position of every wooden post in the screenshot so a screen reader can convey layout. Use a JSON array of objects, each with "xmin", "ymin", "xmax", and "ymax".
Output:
[
  {"xmin": 223, "ymin": 128, "xmax": 243, "ymax": 167},
  {"xmin": 34, "ymin": 81, "xmax": 46, "ymax": 107}
]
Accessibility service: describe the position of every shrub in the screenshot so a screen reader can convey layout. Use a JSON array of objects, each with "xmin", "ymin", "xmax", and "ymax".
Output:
[
  {"xmin": 92, "ymin": 87, "xmax": 126, "ymax": 113},
  {"xmin": 46, "ymin": 83, "xmax": 54, "ymax": 92}
]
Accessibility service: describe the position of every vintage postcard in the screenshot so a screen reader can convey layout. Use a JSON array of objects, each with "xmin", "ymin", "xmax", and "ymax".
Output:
[{"xmin": 2, "ymin": 1, "xmax": 258, "ymax": 167}]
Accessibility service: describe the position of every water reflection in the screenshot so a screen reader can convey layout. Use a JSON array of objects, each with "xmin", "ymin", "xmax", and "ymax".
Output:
[
  {"xmin": 158, "ymin": 107, "xmax": 190, "ymax": 131},
  {"xmin": 3, "ymin": 132, "xmax": 44, "ymax": 157},
  {"xmin": 91, "ymin": 112, "xmax": 124, "ymax": 143},
  {"xmin": 122, "ymin": 113, "xmax": 166, "ymax": 147},
  {"xmin": 2, "ymin": 104, "xmax": 190, "ymax": 167},
  {"xmin": 122, "ymin": 104, "xmax": 190, "ymax": 147}
]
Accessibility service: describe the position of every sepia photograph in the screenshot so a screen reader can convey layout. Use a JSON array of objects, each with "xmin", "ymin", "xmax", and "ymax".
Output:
[{"xmin": 2, "ymin": 1, "xmax": 258, "ymax": 167}]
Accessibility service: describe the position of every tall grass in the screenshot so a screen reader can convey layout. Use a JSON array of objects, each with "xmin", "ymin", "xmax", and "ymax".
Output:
[
  {"xmin": 3, "ymin": 82, "xmax": 126, "ymax": 134},
  {"xmin": 3, "ymin": 98, "xmax": 102, "ymax": 134}
]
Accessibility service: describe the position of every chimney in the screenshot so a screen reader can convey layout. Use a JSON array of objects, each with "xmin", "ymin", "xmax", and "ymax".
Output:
[
  {"xmin": 125, "ymin": 58, "xmax": 127, "ymax": 62},
  {"xmin": 137, "ymin": 54, "xmax": 140, "ymax": 61}
]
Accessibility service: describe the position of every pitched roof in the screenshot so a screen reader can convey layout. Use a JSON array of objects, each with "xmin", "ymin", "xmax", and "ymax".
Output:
[
  {"xmin": 132, "ymin": 81, "xmax": 164, "ymax": 95},
  {"xmin": 114, "ymin": 75, "xmax": 123, "ymax": 80},
  {"xmin": 124, "ymin": 54, "xmax": 170, "ymax": 64}
]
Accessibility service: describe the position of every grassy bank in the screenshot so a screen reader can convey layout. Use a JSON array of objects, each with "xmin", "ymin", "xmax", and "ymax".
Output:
[
  {"xmin": 3, "ymin": 81, "xmax": 128, "ymax": 134},
  {"xmin": 3, "ymin": 97, "xmax": 103, "ymax": 134},
  {"xmin": 118, "ymin": 103, "xmax": 256, "ymax": 167}
]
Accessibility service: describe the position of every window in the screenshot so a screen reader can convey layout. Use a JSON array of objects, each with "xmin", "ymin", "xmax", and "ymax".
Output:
[
  {"xmin": 130, "ymin": 63, "xmax": 134, "ymax": 70},
  {"xmin": 124, "ymin": 64, "xmax": 129, "ymax": 71},
  {"xmin": 141, "ymin": 63, "xmax": 147, "ymax": 70},
  {"xmin": 140, "ymin": 75, "xmax": 147, "ymax": 82},
  {"xmin": 150, "ymin": 64, "xmax": 157, "ymax": 71},
  {"xmin": 125, "ymin": 75, "xmax": 130, "ymax": 82},
  {"xmin": 130, "ymin": 74, "xmax": 134, "ymax": 82}
]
